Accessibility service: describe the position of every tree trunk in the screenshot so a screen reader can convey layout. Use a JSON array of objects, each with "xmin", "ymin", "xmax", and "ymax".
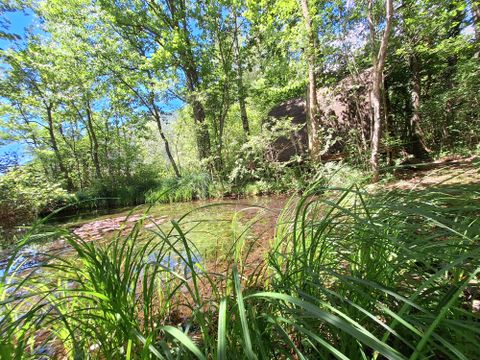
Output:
[
  {"xmin": 370, "ymin": 75, "xmax": 382, "ymax": 181},
  {"xmin": 121, "ymin": 127, "xmax": 132, "ymax": 179},
  {"xmin": 46, "ymin": 105, "xmax": 74, "ymax": 190},
  {"xmin": 182, "ymin": 59, "xmax": 211, "ymax": 162},
  {"xmin": 368, "ymin": 0, "xmax": 394, "ymax": 183},
  {"xmin": 191, "ymin": 98, "xmax": 211, "ymax": 161},
  {"xmin": 104, "ymin": 118, "xmax": 114, "ymax": 180},
  {"xmin": 19, "ymin": 108, "xmax": 50, "ymax": 177},
  {"xmin": 472, "ymin": 0, "xmax": 480, "ymax": 56},
  {"xmin": 442, "ymin": 5, "xmax": 463, "ymax": 147},
  {"xmin": 184, "ymin": 55, "xmax": 211, "ymax": 162},
  {"xmin": 299, "ymin": 0, "xmax": 322, "ymax": 161},
  {"xmin": 140, "ymin": 68, "xmax": 182, "ymax": 178},
  {"xmin": 217, "ymin": 109, "xmax": 226, "ymax": 169},
  {"xmin": 152, "ymin": 107, "xmax": 181, "ymax": 178},
  {"xmin": 383, "ymin": 79, "xmax": 394, "ymax": 166},
  {"xmin": 58, "ymin": 121, "xmax": 84, "ymax": 189},
  {"xmin": 177, "ymin": 7, "xmax": 212, "ymax": 164},
  {"xmin": 85, "ymin": 101, "xmax": 102, "ymax": 180},
  {"xmin": 233, "ymin": 9, "xmax": 250, "ymax": 136},
  {"xmin": 408, "ymin": 53, "xmax": 430, "ymax": 159},
  {"xmin": 213, "ymin": 81, "xmax": 229, "ymax": 174}
]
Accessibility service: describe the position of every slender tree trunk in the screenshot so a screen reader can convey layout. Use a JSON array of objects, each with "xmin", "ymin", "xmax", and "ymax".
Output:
[
  {"xmin": 191, "ymin": 98, "xmax": 211, "ymax": 161},
  {"xmin": 409, "ymin": 53, "xmax": 430, "ymax": 159},
  {"xmin": 182, "ymin": 59, "xmax": 211, "ymax": 162},
  {"xmin": 46, "ymin": 104, "xmax": 74, "ymax": 190},
  {"xmin": 85, "ymin": 101, "xmax": 102, "ymax": 179},
  {"xmin": 153, "ymin": 110, "xmax": 181, "ymax": 178},
  {"xmin": 147, "ymin": 0, "xmax": 212, "ymax": 164},
  {"xmin": 472, "ymin": 0, "xmax": 480, "ymax": 56},
  {"xmin": 368, "ymin": 0, "xmax": 394, "ymax": 182},
  {"xmin": 299, "ymin": 0, "xmax": 322, "ymax": 161},
  {"xmin": 185, "ymin": 60, "xmax": 212, "ymax": 161},
  {"xmin": 233, "ymin": 9, "xmax": 250, "ymax": 136},
  {"xmin": 142, "ymin": 70, "xmax": 182, "ymax": 178},
  {"xmin": 114, "ymin": 117, "xmax": 122, "ymax": 179},
  {"xmin": 104, "ymin": 118, "xmax": 114, "ymax": 180},
  {"xmin": 215, "ymin": 83, "xmax": 230, "ymax": 174},
  {"xmin": 217, "ymin": 111, "xmax": 225, "ymax": 168},
  {"xmin": 58, "ymin": 121, "xmax": 84, "ymax": 189},
  {"xmin": 370, "ymin": 74, "xmax": 382, "ymax": 181},
  {"xmin": 72, "ymin": 124, "xmax": 84, "ymax": 189},
  {"xmin": 19, "ymin": 108, "xmax": 50, "ymax": 177},
  {"xmin": 121, "ymin": 127, "xmax": 132, "ymax": 179},
  {"xmin": 214, "ymin": 22, "xmax": 233, "ymax": 173},
  {"xmin": 442, "ymin": 5, "xmax": 463, "ymax": 147},
  {"xmin": 177, "ymin": 6, "xmax": 211, "ymax": 163},
  {"xmin": 383, "ymin": 79, "xmax": 394, "ymax": 166}
]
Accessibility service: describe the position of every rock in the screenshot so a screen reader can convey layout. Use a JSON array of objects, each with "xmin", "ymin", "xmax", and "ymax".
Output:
[
  {"xmin": 267, "ymin": 69, "xmax": 374, "ymax": 162},
  {"xmin": 71, "ymin": 213, "xmax": 169, "ymax": 239},
  {"xmin": 473, "ymin": 300, "xmax": 480, "ymax": 313}
]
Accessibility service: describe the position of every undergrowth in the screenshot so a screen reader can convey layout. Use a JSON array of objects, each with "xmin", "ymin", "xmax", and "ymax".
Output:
[
  {"xmin": 145, "ymin": 173, "xmax": 211, "ymax": 204},
  {"xmin": 0, "ymin": 179, "xmax": 479, "ymax": 359}
]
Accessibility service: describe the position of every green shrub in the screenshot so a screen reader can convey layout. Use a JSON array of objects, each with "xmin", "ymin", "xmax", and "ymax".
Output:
[
  {"xmin": 145, "ymin": 173, "xmax": 211, "ymax": 203},
  {"xmin": 310, "ymin": 161, "xmax": 368, "ymax": 188},
  {"xmin": 0, "ymin": 166, "xmax": 71, "ymax": 243},
  {"xmin": 75, "ymin": 168, "xmax": 160, "ymax": 209}
]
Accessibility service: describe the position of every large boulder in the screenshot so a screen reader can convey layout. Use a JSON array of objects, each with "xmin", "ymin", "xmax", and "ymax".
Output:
[
  {"xmin": 267, "ymin": 69, "xmax": 373, "ymax": 161},
  {"xmin": 266, "ymin": 97, "xmax": 308, "ymax": 162}
]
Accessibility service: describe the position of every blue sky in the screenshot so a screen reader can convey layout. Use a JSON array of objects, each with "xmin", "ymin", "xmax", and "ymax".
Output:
[
  {"xmin": 0, "ymin": 9, "xmax": 33, "ymax": 161},
  {"xmin": 0, "ymin": 8, "xmax": 187, "ymax": 163}
]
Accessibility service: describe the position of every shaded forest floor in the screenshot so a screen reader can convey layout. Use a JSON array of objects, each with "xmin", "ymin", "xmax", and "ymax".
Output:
[{"xmin": 387, "ymin": 155, "xmax": 479, "ymax": 189}]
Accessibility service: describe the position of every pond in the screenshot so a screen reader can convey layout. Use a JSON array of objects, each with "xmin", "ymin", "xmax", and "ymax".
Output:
[{"xmin": 0, "ymin": 195, "xmax": 288, "ymax": 278}]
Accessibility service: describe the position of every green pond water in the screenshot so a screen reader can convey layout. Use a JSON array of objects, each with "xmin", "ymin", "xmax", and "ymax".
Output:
[
  {"xmin": 69, "ymin": 196, "xmax": 284, "ymax": 252},
  {"xmin": 1, "ymin": 196, "xmax": 287, "ymax": 276}
]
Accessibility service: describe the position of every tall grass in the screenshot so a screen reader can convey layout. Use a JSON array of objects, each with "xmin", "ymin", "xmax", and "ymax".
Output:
[
  {"xmin": 75, "ymin": 171, "xmax": 161, "ymax": 209},
  {"xmin": 268, "ymin": 183, "xmax": 479, "ymax": 358},
  {"xmin": 145, "ymin": 173, "xmax": 211, "ymax": 204},
  {"xmin": 0, "ymin": 180, "xmax": 478, "ymax": 359}
]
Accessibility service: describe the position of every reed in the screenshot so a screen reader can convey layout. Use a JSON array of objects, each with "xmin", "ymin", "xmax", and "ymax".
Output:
[{"xmin": 1, "ymin": 180, "xmax": 478, "ymax": 359}]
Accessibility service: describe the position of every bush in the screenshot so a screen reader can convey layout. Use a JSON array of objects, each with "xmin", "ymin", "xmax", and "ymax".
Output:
[
  {"xmin": 145, "ymin": 173, "xmax": 211, "ymax": 203},
  {"xmin": 75, "ymin": 168, "xmax": 160, "ymax": 209},
  {"xmin": 310, "ymin": 161, "xmax": 368, "ymax": 188},
  {"xmin": 228, "ymin": 117, "xmax": 310, "ymax": 196},
  {"xmin": 0, "ymin": 166, "xmax": 71, "ymax": 243}
]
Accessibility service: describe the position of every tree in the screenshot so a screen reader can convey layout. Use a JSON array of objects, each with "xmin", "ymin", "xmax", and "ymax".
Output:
[
  {"xmin": 0, "ymin": 1, "xmax": 21, "ymax": 43},
  {"xmin": 395, "ymin": 0, "xmax": 436, "ymax": 159},
  {"xmin": 34, "ymin": 0, "xmax": 183, "ymax": 178},
  {"xmin": 1, "ymin": 42, "xmax": 75, "ymax": 190},
  {"xmin": 473, "ymin": 0, "xmax": 480, "ymax": 47},
  {"xmin": 98, "ymin": 0, "xmax": 212, "ymax": 164},
  {"xmin": 368, "ymin": 0, "xmax": 394, "ymax": 182},
  {"xmin": 232, "ymin": 4, "xmax": 250, "ymax": 136},
  {"xmin": 299, "ymin": 0, "xmax": 322, "ymax": 160}
]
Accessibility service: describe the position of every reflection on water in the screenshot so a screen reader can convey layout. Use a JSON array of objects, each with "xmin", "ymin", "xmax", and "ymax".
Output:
[
  {"xmin": 0, "ymin": 195, "xmax": 286, "ymax": 279},
  {"xmin": 1, "ymin": 247, "xmax": 203, "ymax": 288},
  {"xmin": 0, "ymin": 247, "xmax": 44, "ymax": 278},
  {"xmin": 147, "ymin": 251, "xmax": 203, "ymax": 277}
]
